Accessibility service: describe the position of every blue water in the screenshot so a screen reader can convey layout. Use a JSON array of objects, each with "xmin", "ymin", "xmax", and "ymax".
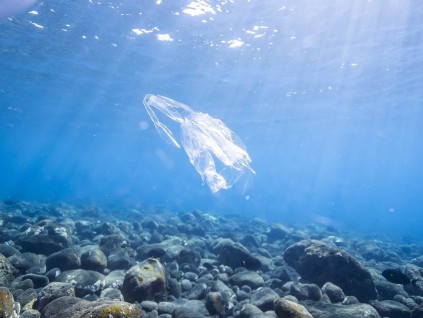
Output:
[{"xmin": 0, "ymin": 0, "xmax": 422, "ymax": 238}]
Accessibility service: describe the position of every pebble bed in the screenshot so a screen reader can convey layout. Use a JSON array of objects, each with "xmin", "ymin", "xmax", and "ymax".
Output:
[{"xmin": 0, "ymin": 201, "xmax": 423, "ymax": 318}]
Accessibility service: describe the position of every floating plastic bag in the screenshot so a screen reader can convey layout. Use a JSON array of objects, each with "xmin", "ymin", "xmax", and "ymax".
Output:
[{"xmin": 143, "ymin": 94, "xmax": 255, "ymax": 193}]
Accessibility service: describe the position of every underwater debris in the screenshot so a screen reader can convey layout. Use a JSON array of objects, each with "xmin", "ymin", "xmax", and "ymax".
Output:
[{"xmin": 143, "ymin": 94, "xmax": 255, "ymax": 193}]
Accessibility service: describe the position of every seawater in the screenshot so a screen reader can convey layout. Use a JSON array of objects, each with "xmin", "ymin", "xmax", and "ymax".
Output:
[{"xmin": 0, "ymin": 1, "xmax": 422, "ymax": 239}]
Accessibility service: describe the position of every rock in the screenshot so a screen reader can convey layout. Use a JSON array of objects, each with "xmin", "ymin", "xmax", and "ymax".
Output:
[
  {"xmin": 20, "ymin": 309, "xmax": 41, "ymax": 318},
  {"xmin": 206, "ymin": 291, "xmax": 233, "ymax": 316},
  {"xmin": 40, "ymin": 296, "xmax": 141, "ymax": 318},
  {"xmin": 108, "ymin": 251, "xmax": 131, "ymax": 270},
  {"xmin": 0, "ymin": 244, "xmax": 20, "ymax": 257},
  {"xmin": 210, "ymin": 238, "xmax": 262, "ymax": 270},
  {"xmin": 21, "ymin": 273, "xmax": 49, "ymax": 288},
  {"xmin": 178, "ymin": 248, "xmax": 201, "ymax": 267},
  {"xmin": 46, "ymin": 248, "xmax": 80, "ymax": 271},
  {"xmin": 141, "ymin": 300, "xmax": 158, "ymax": 312},
  {"xmin": 230, "ymin": 271, "xmax": 264, "ymax": 289},
  {"xmin": 100, "ymin": 287, "xmax": 124, "ymax": 301},
  {"xmin": 103, "ymin": 270, "xmax": 125, "ymax": 289},
  {"xmin": 274, "ymin": 298, "xmax": 313, "ymax": 318},
  {"xmin": 321, "ymin": 282, "xmax": 345, "ymax": 303},
  {"xmin": 55, "ymin": 269, "xmax": 104, "ymax": 297},
  {"xmin": 308, "ymin": 303, "xmax": 381, "ymax": 318},
  {"xmin": 186, "ymin": 282, "xmax": 207, "ymax": 300},
  {"xmin": 267, "ymin": 224, "xmax": 291, "ymax": 242},
  {"xmin": 34, "ymin": 282, "xmax": 75, "ymax": 312},
  {"xmin": 375, "ymin": 280, "xmax": 408, "ymax": 300},
  {"xmin": 8, "ymin": 252, "xmax": 42, "ymax": 274},
  {"xmin": 80, "ymin": 247, "xmax": 107, "ymax": 272},
  {"xmin": 0, "ymin": 254, "xmax": 16, "ymax": 287},
  {"xmin": 251, "ymin": 287, "xmax": 279, "ymax": 311},
  {"xmin": 15, "ymin": 287, "xmax": 37, "ymax": 308},
  {"xmin": 173, "ymin": 300, "xmax": 209, "ymax": 318},
  {"xmin": 283, "ymin": 239, "xmax": 377, "ymax": 302},
  {"xmin": 239, "ymin": 304, "xmax": 263, "ymax": 318},
  {"xmin": 371, "ymin": 300, "xmax": 411, "ymax": 318},
  {"xmin": 17, "ymin": 223, "xmax": 75, "ymax": 255},
  {"xmin": 411, "ymin": 302, "xmax": 423, "ymax": 317},
  {"xmin": 289, "ymin": 282, "xmax": 322, "ymax": 301},
  {"xmin": 173, "ymin": 306, "xmax": 207, "ymax": 318},
  {"xmin": 121, "ymin": 258, "xmax": 166, "ymax": 303},
  {"xmin": 0, "ymin": 287, "xmax": 17, "ymax": 318},
  {"xmin": 99, "ymin": 234, "xmax": 126, "ymax": 255},
  {"xmin": 394, "ymin": 294, "xmax": 418, "ymax": 310},
  {"xmin": 158, "ymin": 301, "xmax": 177, "ymax": 315}
]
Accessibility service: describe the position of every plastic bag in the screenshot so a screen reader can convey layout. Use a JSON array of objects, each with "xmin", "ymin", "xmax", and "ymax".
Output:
[{"xmin": 143, "ymin": 94, "xmax": 255, "ymax": 193}]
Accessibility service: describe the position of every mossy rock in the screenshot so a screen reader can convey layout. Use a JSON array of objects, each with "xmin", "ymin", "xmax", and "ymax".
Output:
[{"xmin": 0, "ymin": 287, "xmax": 15, "ymax": 318}]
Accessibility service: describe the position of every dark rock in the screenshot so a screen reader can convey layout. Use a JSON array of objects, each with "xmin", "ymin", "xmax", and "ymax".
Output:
[
  {"xmin": 210, "ymin": 280, "xmax": 234, "ymax": 297},
  {"xmin": 308, "ymin": 302, "xmax": 381, "ymax": 318},
  {"xmin": 411, "ymin": 302, "xmax": 423, "ymax": 317},
  {"xmin": 168, "ymin": 278, "xmax": 181, "ymax": 299},
  {"xmin": 34, "ymin": 282, "xmax": 75, "ymax": 312},
  {"xmin": 210, "ymin": 238, "xmax": 262, "ymax": 270},
  {"xmin": 80, "ymin": 247, "xmax": 107, "ymax": 272},
  {"xmin": 230, "ymin": 271, "xmax": 264, "ymax": 289},
  {"xmin": 375, "ymin": 280, "xmax": 408, "ymax": 300},
  {"xmin": 321, "ymin": 282, "xmax": 345, "ymax": 303},
  {"xmin": 45, "ymin": 268, "xmax": 61, "ymax": 282},
  {"xmin": 99, "ymin": 234, "xmax": 126, "ymax": 255},
  {"xmin": 108, "ymin": 251, "xmax": 131, "ymax": 270},
  {"xmin": 173, "ymin": 306, "xmax": 207, "ymax": 318},
  {"xmin": 283, "ymin": 239, "xmax": 377, "ymax": 302},
  {"xmin": 251, "ymin": 287, "xmax": 279, "ymax": 311},
  {"xmin": 274, "ymin": 298, "xmax": 313, "ymax": 318},
  {"xmin": 394, "ymin": 294, "xmax": 418, "ymax": 310},
  {"xmin": 21, "ymin": 273, "xmax": 49, "ymax": 288},
  {"xmin": 289, "ymin": 282, "xmax": 322, "ymax": 301},
  {"xmin": 121, "ymin": 258, "xmax": 166, "ymax": 303},
  {"xmin": 206, "ymin": 291, "xmax": 233, "ymax": 316},
  {"xmin": 55, "ymin": 269, "xmax": 104, "ymax": 297},
  {"xmin": 15, "ymin": 287, "xmax": 37, "ymax": 308},
  {"xmin": 267, "ymin": 224, "xmax": 291, "ymax": 242},
  {"xmin": 187, "ymin": 282, "xmax": 207, "ymax": 300},
  {"xmin": 8, "ymin": 252, "xmax": 43, "ymax": 274},
  {"xmin": 272, "ymin": 266, "xmax": 291, "ymax": 284},
  {"xmin": 46, "ymin": 248, "xmax": 80, "ymax": 271},
  {"xmin": 178, "ymin": 248, "xmax": 201, "ymax": 267},
  {"xmin": 371, "ymin": 300, "xmax": 411, "ymax": 318},
  {"xmin": 17, "ymin": 223, "xmax": 74, "ymax": 255},
  {"xmin": 0, "ymin": 244, "xmax": 20, "ymax": 257},
  {"xmin": 0, "ymin": 254, "xmax": 16, "ymax": 287}
]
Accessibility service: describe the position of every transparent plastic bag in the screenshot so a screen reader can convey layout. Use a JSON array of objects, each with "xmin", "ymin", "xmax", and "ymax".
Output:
[{"xmin": 143, "ymin": 94, "xmax": 255, "ymax": 193}]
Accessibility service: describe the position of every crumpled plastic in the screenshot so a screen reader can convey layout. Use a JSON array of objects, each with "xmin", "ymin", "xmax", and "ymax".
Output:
[{"xmin": 143, "ymin": 94, "xmax": 255, "ymax": 193}]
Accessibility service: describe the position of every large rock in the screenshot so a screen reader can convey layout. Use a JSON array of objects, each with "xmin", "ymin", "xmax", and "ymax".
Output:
[
  {"xmin": 210, "ymin": 238, "xmax": 261, "ymax": 270},
  {"xmin": 55, "ymin": 269, "xmax": 104, "ymax": 297},
  {"xmin": 274, "ymin": 298, "xmax": 313, "ymax": 318},
  {"xmin": 17, "ymin": 223, "xmax": 75, "ymax": 255},
  {"xmin": 40, "ymin": 296, "xmax": 141, "ymax": 318},
  {"xmin": 121, "ymin": 258, "xmax": 166, "ymax": 303},
  {"xmin": 308, "ymin": 303, "xmax": 381, "ymax": 318},
  {"xmin": 283, "ymin": 239, "xmax": 377, "ymax": 302}
]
